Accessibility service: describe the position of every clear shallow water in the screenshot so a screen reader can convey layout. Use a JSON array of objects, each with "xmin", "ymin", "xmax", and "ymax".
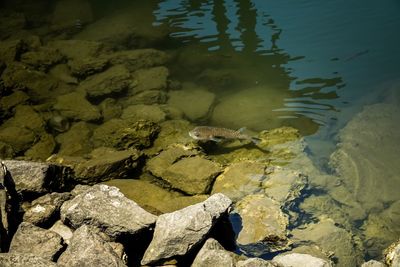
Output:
[{"xmin": 1, "ymin": 0, "xmax": 400, "ymax": 264}]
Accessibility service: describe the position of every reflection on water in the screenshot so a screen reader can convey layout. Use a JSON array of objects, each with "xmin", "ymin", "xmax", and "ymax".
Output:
[{"xmin": 1, "ymin": 0, "xmax": 400, "ymax": 265}]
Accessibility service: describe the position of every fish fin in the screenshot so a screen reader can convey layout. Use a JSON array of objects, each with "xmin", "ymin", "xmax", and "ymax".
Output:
[
  {"xmin": 251, "ymin": 137, "xmax": 262, "ymax": 144},
  {"xmin": 237, "ymin": 127, "xmax": 247, "ymax": 133},
  {"xmin": 211, "ymin": 136, "xmax": 224, "ymax": 142}
]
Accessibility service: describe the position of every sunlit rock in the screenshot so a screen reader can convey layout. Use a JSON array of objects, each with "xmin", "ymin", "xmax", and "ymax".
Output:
[
  {"xmin": 49, "ymin": 220, "xmax": 74, "ymax": 245},
  {"xmin": 272, "ymin": 253, "xmax": 332, "ymax": 267},
  {"xmin": 60, "ymin": 184, "xmax": 157, "ymax": 239},
  {"xmin": 234, "ymin": 194, "xmax": 289, "ymax": 254},
  {"xmin": 0, "ymin": 253, "xmax": 57, "ymax": 267},
  {"xmin": 191, "ymin": 238, "xmax": 236, "ymax": 267},
  {"xmin": 141, "ymin": 193, "xmax": 232, "ymax": 265},
  {"xmin": 361, "ymin": 260, "xmax": 387, "ymax": 267},
  {"xmin": 384, "ymin": 239, "xmax": 400, "ymax": 267},
  {"xmin": 9, "ymin": 222, "xmax": 64, "ymax": 261}
]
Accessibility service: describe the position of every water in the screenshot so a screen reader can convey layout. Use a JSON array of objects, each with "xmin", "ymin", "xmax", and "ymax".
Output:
[{"xmin": 1, "ymin": 0, "xmax": 400, "ymax": 264}]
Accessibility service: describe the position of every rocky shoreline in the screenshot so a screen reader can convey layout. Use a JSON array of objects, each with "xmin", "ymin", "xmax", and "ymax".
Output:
[{"xmin": 0, "ymin": 160, "xmax": 398, "ymax": 267}]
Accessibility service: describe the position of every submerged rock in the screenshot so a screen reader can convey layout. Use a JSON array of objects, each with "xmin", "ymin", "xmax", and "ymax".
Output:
[
  {"xmin": 132, "ymin": 66, "xmax": 169, "ymax": 93},
  {"xmin": 78, "ymin": 65, "xmax": 133, "ymax": 100},
  {"xmin": 56, "ymin": 121, "xmax": 93, "ymax": 156},
  {"xmin": 105, "ymin": 49, "xmax": 169, "ymax": 72},
  {"xmin": 168, "ymin": 84, "xmax": 215, "ymax": 121},
  {"xmin": 57, "ymin": 225, "xmax": 126, "ymax": 267},
  {"xmin": 0, "ymin": 91, "xmax": 30, "ymax": 113},
  {"xmin": 0, "ymin": 126, "xmax": 36, "ymax": 154},
  {"xmin": 0, "ymin": 39, "xmax": 24, "ymax": 62},
  {"xmin": 60, "ymin": 184, "xmax": 157, "ymax": 238},
  {"xmin": 161, "ymin": 156, "xmax": 222, "ymax": 195},
  {"xmin": 24, "ymin": 133, "xmax": 56, "ymax": 161},
  {"xmin": 121, "ymin": 104, "xmax": 166, "ymax": 123},
  {"xmin": 141, "ymin": 193, "xmax": 232, "ymax": 265},
  {"xmin": 272, "ymin": 253, "xmax": 332, "ymax": 267},
  {"xmin": 99, "ymin": 98, "xmax": 122, "ymax": 122},
  {"xmin": 191, "ymin": 238, "xmax": 236, "ymax": 267},
  {"xmin": 212, "ymin": 161, "xmax": 268, "ymax": 202},
  {"xmin": 235, "ymin": 194, "xmax": 289, "ymax": 254},
  {"xmin": 51, "ymin": 0, "xmax": 93, "ymax": 32},
  {"xmin": 53, "ymin": 92, "xmax": 102, "ymax": 122},
  {"xmin": 9, "ymin": 222, "xmax": 64, "ymax": 261},
  {"xmin": 125, "ymin": 89, "xmax": 168, "ymax": 105},
  {"xmin": 49, "ymin": 64, "xmax": 78, "ymax": 84},
  {"xmin": 20, "ymin": 47, "xmax": 64, "ymax": 71},
  {"xmin": 48, "ymin": 40, "xmax": 106, "ymax": 60},
  {"xmin": 68, "ymin": 57, "xmax": 109, "ymax": 78}
]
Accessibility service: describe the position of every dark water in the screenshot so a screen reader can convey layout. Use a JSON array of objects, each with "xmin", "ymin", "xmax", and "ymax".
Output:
[{"xmin": 1, "ymin": 0, "xmax": 400, "ymax": 264}]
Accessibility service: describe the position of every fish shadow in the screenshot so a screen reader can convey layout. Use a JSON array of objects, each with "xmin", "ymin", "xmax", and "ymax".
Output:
[{"xmin": 198, "ymin": 140, "xmax": 270, "ymax": 155}]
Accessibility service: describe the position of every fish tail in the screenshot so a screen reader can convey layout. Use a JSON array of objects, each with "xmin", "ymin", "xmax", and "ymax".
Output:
[{"xmin": 251, "ymin": 137, "xmax": 261, "ymax": 144}]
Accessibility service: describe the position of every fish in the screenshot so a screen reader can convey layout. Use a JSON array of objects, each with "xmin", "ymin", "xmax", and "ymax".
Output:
[{"xmin": 189, "ymin": 126, "xmax": 261, "ymax": 144}]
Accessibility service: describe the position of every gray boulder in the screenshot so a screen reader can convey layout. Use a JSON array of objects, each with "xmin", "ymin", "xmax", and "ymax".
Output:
[
  {"xmin": 237, "ymin": 258, "xmax": 279, "ymax": 267},
  {"xmin": 53, "ymin": 92, "xmax": 102, "ymax": 122},
  {"xmin": 57, "ymin": 225, "xmax": 126, "ymax": 267},
  {"xmin": 0, "ymin": 253, "xmax": 57, "ymax": 267},
  {"xmin": 272, "ymin": 253, "xmax": 332, "ymax": 267},
  {"xmin": 235, "ymin": 194, "xmax": 289, "ymax": 254},
  {"xmin": 191, "ymin": 238, "xmax": 236, "ymax": 267},
  {"xmin": 141, "ymin": 193, "xmax": 232, "ymax": 265},
  {"xmin": 49, "ymin": 220, "xmax": 74, "ymax": 245},
  {"xmin": 385, "ymin": 239, "xmax": 400, "ymax": 267},
  {"xmin": 161, "ymin": 156, "xmax": 222, "ymax": 195},
  {"xmin": 2, "ymin": 160, "xmax": 67, "ymax": 199},
  {"xmin": 23, "ymin": 192, "xmax": 72, "ymax": 227},
  {"xmin": 78, "ymin": 65, "xmax": 133, "ymax": 99},
  {"xmin": 361, "ymin": 260, "xmax": 387, "ymax": 267},
  {"xmin": 60, "ymin": 184, "xmax": 157, "ymax": 238},
  {"xmin": 9, "ymin": 222, "xmax": 64, "ymax": 261}
]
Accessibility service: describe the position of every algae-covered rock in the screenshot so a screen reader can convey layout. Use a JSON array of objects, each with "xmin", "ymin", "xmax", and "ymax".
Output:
[
  {"xmin": 49, "ymin": 64, "xmax": 78, "ymax": 84},
  {"xmin": 0, "ymin": 39, "xmax": 24, "ymax": 62},
  {"xmin": 53, "ymin": 92, "xmax": 102, "ymax": 122},
  {"xmin": 146, "ymin": 145, "xmax": 200, "ymax": 178},
  {"xmin": 0, "ymin": 141, "xmax": 15, "ymax": 159},
  {"xmin": 132, "ymin": 66, "xmax": 169, "ymax": 93},
  {"xmin": 60, "ymin": 184, "xmax": 157, "ymax": 238},
  {"xmin": 235, "ymin": 194, "xmax": 289, "ymax": 254},
  {"xmin": 1, "ymin": 105, "xmax": 45, "ymax": 134},
  {"xmin": 168, "ymin": 85, "xmax": 215, "ymax": 121},
  {"xmin": 24, "ymin": 133, "xmax": 56, "ymax": 160},
  {"xmin": 92, "ymin": 119, "xmax": 160, "ymax": 150},
  {"xmin": 71, "ymin": 147, "xmax": 142, "ymax": 184},
  {"xmin": 291, "ymin": 217, "xmax": 364, "ymax": 267},
  {"xmin": 78, "ymin": 65, "xmax": 133, "ymax": 100},
  {"xmin": 106, "ymin": 49, "xmax": 169, "ymax": 72},
  {"xmin": 121, "ymin": 104, "xmax": 166, "ymax": 123},
  {"xmin": 212, "ymin": 161, "xmax": 267, "ymax": 202},
  {"xmin": 0, "ymin": 126, "xmax": 36, "ymax": 154},
  {"xmin": 99, "ymin": 98, "xmax": 122, "ymax": 122},
  {"xmin": 48, "ymin": 40, "xmax": 105, "ymax": 60},
  {"xmin": 161, "ymin": 156, "xmax": 222, "ymax": 195},
  {"xmin": 103, "ymin": 178, "xmax": 208, "ymax": 214},
  {"xmin": 68, "ymin": 57, "xmax": 109, "ymax": 78},
  {"xmin": 125, "ymin": 89, "xmax": 168, "ymax": 105},
  {"xmin": 0, "ymin": 91, "xmax": 30, "ymax": 113},
  {"xmin": 20, "ymin": 47, "xmax": 64, "ymax": 71},
  {"xmin": 141, "ymin": 193, "xmax": 232, "ymax": 265},
  {"xmin": 56, "ymin": 121, "xmax": 93, "ymax": 156}
]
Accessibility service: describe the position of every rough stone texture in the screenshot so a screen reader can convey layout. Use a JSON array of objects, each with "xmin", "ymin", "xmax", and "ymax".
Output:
[
  {"xmin": 60, "ymin": 184, "xmax": 157, "ymax": 238},
  {"xmin": 57, "ymin": 225, "xmax": 126, "ymax": 267},
  {"xmin": 161, "ymin": 156, "xmax": 222, "ymax": 195},
  {"xmin": 78, "ymin": 65, "xmax": 133, "ymax": 99},
  {"xmin": 141, "ymin": 193, "xmax": 232, "ymax": 265},
  {"xmin": 146, "ymin": 145, "xmax": 199, "ymax": 178},
  {"xmin": 106, "ymin": 49, "xmax": 169, "ymax": 72},
  {"xmin": 272, "ymin": 253, "xmax": 332, "ymax": 267},
  {"xmin": 9, "ymin": 222, "xmax": 64, "ymax": 261},
  {"xmin": 361, "ymin": 260, "xmax": 387, "ymax": 267},
  {"xmin": 48, "ymin": 40, "xmax": 105, "ymax": 60},
  {"xmin": 23, "ymin": 192, "xmax": 72, "ymax": 227},
  {"xmin": 0, "ymin": 253, "xmax": 58, "ymax": 267},
  {"xmin": 2, "ymin": 105, "xmax": 45, "ymax": 134},
  {"xmin": 92, "ymin": 119, "xmax": 159, "ymax": 150},
  {"xmin": 0, "ymin": 126, "xmax": 35, "ymax": 154},
  {"xmin": 56, "ymin": 121, "xmax": 93, "ymax": 156},
  {"xmin": 291, "ymin": 218, "xmax": 364, "ymax": 267},
  {"xmin": 262, "ymin": 166, "xmax": 308, "ymax": 205},
  {"xmin": 0, "ymin": 91, "xmax": 30, "ymax": 112},
  {"xmin": 237, "ymin": 258, "xmax": 278, "ymax": 267},
  {"xmin": 99, "ymin": 98, "xmax": 122, "ymax": 122},
  {"xmin": 72, "ymin": 147, "xmax": 142, "ymax": 184},
  {"xmin": 168, "ymin": 86, "xmax": 215, "ymax": 121},
  {"xmin": 49, "ymin": 220, "xmax": 74, "ymax": 245},
  {"xmin": 126, "ymin": 89, "xmax": 167, "ymax": 105},
  {"xmin": 235, "ymin": 194, "xmax": 289, "ymax": 253},
  {"xmin": 20, "ymin": 47, "xmax": 64, "ymax": 71},
  {"xmin": 53, "ymin": 92, "xmax": 102, "ymax": 122},
  {"xmin": 49, "ymin": 64, "xmax": 78, "ymax": 84},
  {"xmin": 2, "ymin": 160, "xmax": 66, "ymax": 199},
  {"xmin": 24, "ymin": 133, "xmax": 56, "ymax": 161},
  {"xmin": 191, "ymin": 238, "xmax": 236, "ymax": 267},
  {"xmin": 69, "ymin": 57, "xmax": 109, "ymax": 78},
  {"xmin": 212, "ymin": 161, "xmax": 267, "ymax": 201},
  {"xmin": 132, "ymin": 66, "xmax": 169, "ymax": 93},
  {"xmin": 121, "ymin": 104, "xmax": 166, "ymax": 123},
  {"xmin": 385, "ymin": 239, "xmax": 400, "ymax": 267}
]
